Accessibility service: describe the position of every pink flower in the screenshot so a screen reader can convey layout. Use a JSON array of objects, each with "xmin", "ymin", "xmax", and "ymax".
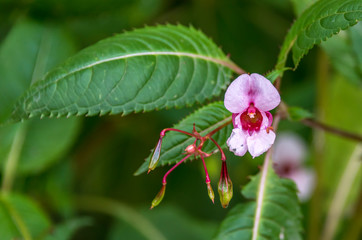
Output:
[
  {"xmin": 224, "ymin": 73, "xmax": 280, "ymax": 158},
  {"xmin": 273, "ymin": 132, "xmax": 315, "ymax": 201}
]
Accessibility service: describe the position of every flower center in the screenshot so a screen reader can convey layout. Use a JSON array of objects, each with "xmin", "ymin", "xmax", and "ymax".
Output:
[{"xmin": 240, "ymin": 103, "xmax": 263, "ymax": 134}]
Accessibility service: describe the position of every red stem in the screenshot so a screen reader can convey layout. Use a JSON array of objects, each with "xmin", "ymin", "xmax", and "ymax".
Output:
[
  {"xmin": 162, "ymin": 155, "xmax": 191, "ymax": 184},
  {"xmin": 161, "ymin": 128, "xmax": 196, "ymax": 138},
  {"xmin": 209, "ymin": 137, "xmax": 226, "ymax": 161},
  {"xmin": 200, "ymin": 154, "xmax": 211, "ymax": 183}
]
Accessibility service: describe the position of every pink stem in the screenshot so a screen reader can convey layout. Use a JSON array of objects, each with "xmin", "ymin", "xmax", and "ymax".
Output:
[
  {"xmin": 161, "ymin": 128, "xmax": 196, "ymax": 138},
  {"xmin": 200, "ymin": 154, "xmax": 211, "ymax": 183},
  {"xmin": 162, "ymin": 155, "xmax": 191, "ymax": 184},
  {"xmin": 209, "ymin": 137, "xmax": 226, "ymax": 161}
]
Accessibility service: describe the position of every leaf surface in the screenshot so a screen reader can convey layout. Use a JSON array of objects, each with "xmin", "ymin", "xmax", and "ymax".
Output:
[
  {"xmin": 44, "ymin": 218, "xmax": 92, "ymax": 240},
  {"xmin": 9, "ymin": 25, "xmax": 234, "ymax": 122},
  {"xmin": 321, "ymin": 22, "xmax": 362, "ymax": 85},
  {"xmin": 215, "ymin": 162, "xmax": 302, "ymax": 240},
  {"xmin": 135, "ymin": 101, "xmax": 232, "ymax": 175},
  {"xmin": 276, "ymin": 0, "xmax": 362, "ymax": 71},
  {"xmin": 0, "ymin": 193, "xmax": 50, "ymax": 239},
  {"xmin": 0, "ymin": 20, "xmax": 81, "ymax": 175}
]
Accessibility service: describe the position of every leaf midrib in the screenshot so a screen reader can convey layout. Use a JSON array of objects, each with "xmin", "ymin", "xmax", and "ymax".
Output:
[
  {"xmin": 37, "ymin": 51, "xmax": 230, "ymax": 89},
  {"xmin": 16, "ymin": 51, "xmax": 233, "ymax": 112},
  {"xmin": 251, "ymin": 155, "xmax": 271, "ymax": 240}
]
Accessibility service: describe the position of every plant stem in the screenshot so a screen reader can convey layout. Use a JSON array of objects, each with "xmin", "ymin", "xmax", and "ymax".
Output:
[
  {"xmin": 341, "ymin": 189, "xmax": 362, "ymax": 240},
  {"xmin": 2, "ymin": 123, "xmax": 27, "ymax": 192},
  {"xmin": 301, "ymin": 119, "xmax": 362, "ymax": 142},
  {"xmin": 75, "ymin": 196, "xmax": 166, "ymax": 240},
  {"xmin": 220, "ymin": 60, "xmax": 246, "ymax": 75},
  {"xmin": 0, "ymin": 194, "xmax": 32, "ymax": 240},
  {"xmin": 162, "ymin": 154, "xmax": 191, "ymax": 184},
  {"xmin": 205, "ymin": 117, "xmax": 232, "ymax": 138},
  {"xmin": 321, "ymin": 144, "xmax": 362, "ymax": 240},
  {"xmin": 308, "ymin": 49, "xmax": 329, "ymax": 240}
]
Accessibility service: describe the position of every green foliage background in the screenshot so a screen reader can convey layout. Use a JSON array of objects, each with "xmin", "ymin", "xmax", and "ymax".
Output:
[{"xmin": 0, "ymin": 0, "xmax": 361, "ymax": 239}]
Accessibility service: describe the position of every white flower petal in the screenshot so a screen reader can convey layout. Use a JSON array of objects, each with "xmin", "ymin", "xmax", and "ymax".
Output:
[
  {"xmin": 227, "ymin": 128, "xmax": 248, "ymax": 156},
  {"xmin": 224, "ymin": 74, "xmax": 252, "ymax": 113},
  {"xmin": 247, "ymin": 130, "xmax": 276, "ymax": 158},
  {"xmin": 250, "ymin": 73, "xmax": 281, "ymax": 112}
]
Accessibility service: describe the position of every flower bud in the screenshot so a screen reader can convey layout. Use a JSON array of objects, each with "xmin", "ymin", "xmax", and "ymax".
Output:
[
  {"xmin": 206, "ymin": 182, "xmax": 215, "ymax": 204},
  {"xmin": 218, "ymin": 161, "xmax": 233, "ymax": 208},
  {"xmin": 150, "ymin": 184, "xmax": 166, "ymax": 209},
  {"xmin": 148, "ymin": 138, "xmax": 162, "ymax": 173}
]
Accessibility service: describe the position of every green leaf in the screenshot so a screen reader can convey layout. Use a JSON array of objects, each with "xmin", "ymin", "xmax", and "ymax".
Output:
[
  {"xmin": 276, "ymin": 0, "xmax": 362, "ymax": 72},
  {"xmin": 265, "ymin": 68, "xmax": 291, "ymax": 84},
  {"xmin": 134, "ymin": 101, "xmax": 232, "ymax": 175},
  {"xmin": 287, "ymin": 106, "xmax": 314, "ymax": 121},
  {"xmin": 215, "ymin": 161, "xmax": 302, "ymax": 240},
  {"xmin": 289, "ymin": 0, "xmax": 316, "ymax": 16},
  {"xmin": 0, "ymin": 119, "xmax": 80, "ymax": 175},
  {"xmin": 318, "ymin": 76, "xmax": 362, "ymax": 239},
  {"xmin": 108, "ymin": 205, "xmax": 217, "ymax": 240},
  {"xmin": 9, "ymin": 25, "xmax": 234, "ymax": 122},
  {"xmin": 0, "ymin": 19, "xmax": 76, "ymax": 123},
  {"xmin": 0, "ymin": 193, "xmax": 50, "ymax": 240},
  {"xmin": 350, "ymin": 22, "xmax": 362, "ymax": 73},
  {"xmin": 0, "ymin": 20, "xmax": 81, "ymax": 175},
  {"xmin": 321, "ymin": 22, "xmax": 362, "ymax": 85},
  {"xmin": 43, "ymin": 218, "xmax": 92, "ymax": 240}
]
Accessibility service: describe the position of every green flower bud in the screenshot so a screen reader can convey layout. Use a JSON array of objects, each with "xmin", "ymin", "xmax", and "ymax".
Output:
[
  {"xmin": 206, "ymin": 182, "xmax": 215, "ymax": 204},
  {"xmin": 218, "ymin": 161, "xmax": 233, "ymax": 208},
  {"xmin": 148, "ymin": 138, "xmax": 162, "ymax": 173},
  {"xmin": 150, "ymin": 184, "xmax": 166, "ymax": 209}
]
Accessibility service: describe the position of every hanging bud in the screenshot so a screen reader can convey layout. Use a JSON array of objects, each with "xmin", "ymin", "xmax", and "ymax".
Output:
[
  {"xmin": 150, "ymin": 184, "xmax": 166, "ymax": 209},
  {"xmin": 148, "ymin": 138, "xmax": 163, "ymax": 174},
  {"xmin": 218, "ymin": 161, "xmax": 233, "ymax": 208},
  {"xmin": 206, "ymin": 182, "xmax": 215, "ymax": 204}
]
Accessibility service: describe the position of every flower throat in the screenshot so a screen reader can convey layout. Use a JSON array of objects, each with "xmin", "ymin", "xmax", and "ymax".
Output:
[{"xmin": 240, "ymin": 103, "xmax": 263, "ymax": 134}]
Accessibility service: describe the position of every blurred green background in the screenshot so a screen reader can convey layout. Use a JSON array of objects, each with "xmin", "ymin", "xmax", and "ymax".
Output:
[{"xmin": 0, "ymin": 0, "xmax": 361, "ymax": 239}]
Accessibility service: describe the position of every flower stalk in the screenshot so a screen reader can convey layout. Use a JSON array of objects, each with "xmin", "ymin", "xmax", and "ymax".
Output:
[{"xmin": 148, "ymin": 123, "xmax": 231, "ymax": 208}]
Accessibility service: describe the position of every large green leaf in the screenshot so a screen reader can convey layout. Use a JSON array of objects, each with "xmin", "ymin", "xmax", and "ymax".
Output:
[
  {"xmin": 0, "ymin": 20, "xmax": 81, "ymax": 175},
  {"xmin": 9, "ymin": 25, "xmax": 235, "ymax": 122},
  {"xmin": 134, "ymin": 101, "xmax": 232, "ymax": 175},
  {"xmin": 215, "ymin": 162, "xmax": 302, "ymax": 240},
  {"xmin": 0, "ymin": 193, "xmax": 50, "ymax": 239},
  {"xmin": 276, "ymin": 0, "xmax": 362, "ymax": 72}
]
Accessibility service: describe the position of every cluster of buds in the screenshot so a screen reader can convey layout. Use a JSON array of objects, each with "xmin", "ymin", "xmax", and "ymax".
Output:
[{"xmin": 148, "ymin": 124, "xmax": 233, "ymax": 209}]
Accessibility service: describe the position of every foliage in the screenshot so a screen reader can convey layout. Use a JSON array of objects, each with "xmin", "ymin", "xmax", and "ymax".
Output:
[
  {"xmin": 9, "ymin": 25, "xmax": 233, "ymax": 122},
  {"xmin": 215, "ymin": 162, "xmax": 302, "ymax": 240},
  {"xmin": 276, "ymin": 0, "xmax": 362, "ymax": 73},
  {"xmin": 0, "ymin": 0, "xmax": 361, "ymax": 240},
  {"xmin": 135, "ymin": 101, "xmax": 232, "ymax": 175}
]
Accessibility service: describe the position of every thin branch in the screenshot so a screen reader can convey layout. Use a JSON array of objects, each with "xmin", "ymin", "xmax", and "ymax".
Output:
[
  {"xmin": 301, "ymin": 119, "xmax": 362, "ymax": 142},
  {"xmin": 321, "ymin": 145, "xmax": 362, "ymax": 240},
  {"xmin": 2, "ymin": 123, "xmax": 27, "ymax": 192},
  {"xmin": 218, "ymin": 59, "xmax": 246, "ymax": 75}
]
